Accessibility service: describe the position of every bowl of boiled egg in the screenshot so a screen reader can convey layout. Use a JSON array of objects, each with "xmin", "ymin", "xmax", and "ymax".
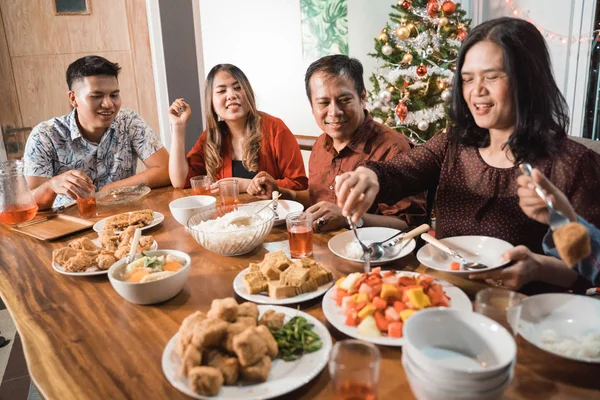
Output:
[{"xmin": 108, "ymin": 250, "xmax": 191, "ymax": 305}]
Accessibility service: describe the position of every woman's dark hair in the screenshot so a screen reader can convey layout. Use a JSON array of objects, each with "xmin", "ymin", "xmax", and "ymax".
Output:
[
  {"xmin": 449, "ymin": 17, "xmax": 568, "ymax": 163},
  {"xmin": 66, "ymin": 56, "xmax": 121, "ymax": 90},
  {"xmin": 305, "ymin": 55, "xmax": 365, "ymax": 103}
]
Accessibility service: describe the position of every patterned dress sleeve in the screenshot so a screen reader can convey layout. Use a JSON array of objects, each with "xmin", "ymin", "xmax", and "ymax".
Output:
[
  {"xmin": 23, "ymin": 123, "xmax": 56, "ymax": 178},
  {"xmin": 128, "ymin": 111, "xmax": 163, "ymax": 161},
  {"xmin": 364, "ymin": 131, "xmax": 449, "ymax": 206},
  {"xmin": 565, "ymin": 149, "xmax": 600, "ymax": 228}
]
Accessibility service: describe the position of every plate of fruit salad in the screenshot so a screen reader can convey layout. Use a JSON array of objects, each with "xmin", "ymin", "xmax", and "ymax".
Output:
[{"xmin": 322, "ymin": 268, "xmax": 472, "ymax": 346}]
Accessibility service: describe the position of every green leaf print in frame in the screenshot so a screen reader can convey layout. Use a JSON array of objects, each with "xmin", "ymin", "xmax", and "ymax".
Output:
[{"xmin": 300, "ymin": 0, "xmax": 348, "ymax": 61}]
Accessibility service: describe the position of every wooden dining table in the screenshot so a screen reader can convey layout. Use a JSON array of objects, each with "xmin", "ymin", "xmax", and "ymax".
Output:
[{"xmin": 1, "ymin": 186, "xmax": 599, "ymax": 400}]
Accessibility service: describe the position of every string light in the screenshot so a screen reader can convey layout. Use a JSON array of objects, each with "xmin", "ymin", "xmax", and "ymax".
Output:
[{"xmin": 502, "ymin": 0, "xmax": 599, "ymax": 44}]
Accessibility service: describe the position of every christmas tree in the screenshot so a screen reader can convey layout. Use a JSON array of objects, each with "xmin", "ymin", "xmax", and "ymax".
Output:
[{"xmin": 367, "ymin": 0, "xmax": 471, "ymax": 143}]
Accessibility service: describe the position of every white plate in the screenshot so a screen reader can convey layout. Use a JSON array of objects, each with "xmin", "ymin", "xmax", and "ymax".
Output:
[
  {"xmin": 250, "ymin": 200, "xmax": 304, "ymax": 226},
  {"xmin": 93, "ymin": 211, "xmax": 164, "ymax": 233},
  {"xmin": 328, "ymin": 227, "xmax": 416, "ymax": 266},
  {"xmin": 518, "ymin": 293, "xmax": 600, "ymax": 363},
  {"xmin": 322, "ymin": 271, "xmax": 472, "ymax": 346},
  {"xmin": 162, "ymin": 305, "xmax": 332, "ymax": 399},
  {"xmin": 52, "ymin": 239, "xmax": 158, "ymax": 276},
  {"xmin": 416, "ymin": 235, "xmax": 514, "ymax": 275},
  {"xmin": 233, "ymin": 267, "xmax": 334, "ymax": 305}
]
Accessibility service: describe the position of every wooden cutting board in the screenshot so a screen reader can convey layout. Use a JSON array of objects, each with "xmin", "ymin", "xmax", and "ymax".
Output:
[{"xmin": 11, "ymin": 214, "xmax": 95, "ymax": 240}]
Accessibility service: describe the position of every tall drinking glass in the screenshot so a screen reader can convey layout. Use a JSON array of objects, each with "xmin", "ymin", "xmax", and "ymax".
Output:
[
  {"xmin": 329, "ymin": 340, "xmax": 380, "ymax": 400},
  {"xmin": 475, "ymin": 288, "xmax": 524, "ymax": 336},
  {"xmin": 218, "ymin": 179, "xmax": 239, "ymax": 211},
  {"xmin": 286, "ymin": 211, "xmax": 313, "ymax": 258}
]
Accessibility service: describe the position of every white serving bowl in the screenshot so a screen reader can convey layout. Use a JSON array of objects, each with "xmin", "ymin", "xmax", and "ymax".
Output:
[
  {"xmin": 187, "ymin": 204, "xmax": 275, "ymax": 256},
  {"xmin": 169, "ymin": 195, "xmax": 216, "ymax": 226},
  {"xmin": 403, "ymin": 353, "xmax": 512, "ymax": 400},
  {"xmin": 108, "ymin": 250, "xmax": 190, "ymax": 305},
  {"xmin": 403, "ymin": 308, "xmax": 516, "ymax": 379}
]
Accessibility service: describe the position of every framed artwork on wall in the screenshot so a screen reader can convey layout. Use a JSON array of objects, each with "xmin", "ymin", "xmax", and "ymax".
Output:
[
  {"xmin": 300, "ymin": 0, "xmax": 348, "ymax": 61},
  {"xmin": 54, "ymin": 0, "xmax": 90, "ymax": 15}
]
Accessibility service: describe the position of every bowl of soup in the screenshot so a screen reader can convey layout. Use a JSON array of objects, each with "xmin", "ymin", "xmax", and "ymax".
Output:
[{"xmin": 108, "ymin": 250, "xmax": 190, "ymax": 304}]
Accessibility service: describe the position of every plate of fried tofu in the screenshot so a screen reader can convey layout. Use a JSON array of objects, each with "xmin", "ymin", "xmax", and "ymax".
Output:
[
  {"xmin": 93, "ymin": 209, "xmax": 164, "ymax": 234},
  {"xmin": 233, "ymin": 251, "xmax": 335, "ymax": 304},
  {"xmin": 162, "ymin": 298, "xmax": 332, "ymax": 399}
]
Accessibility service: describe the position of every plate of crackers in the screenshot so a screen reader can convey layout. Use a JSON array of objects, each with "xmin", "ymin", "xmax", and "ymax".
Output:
[
  {"xmin": 162, "ymin": 298, "xmax": 331, "ymax": 399},
  {"xmin": 233, "ymin": 251, "xmax": 335, "ymax": 305},
  {"xmin": 93, "ymin": 209, "xmax": 164, "ymax": 234},
  {"xmin": 51, "ymin": 226, "xmax": 157, "ymax": 276}
]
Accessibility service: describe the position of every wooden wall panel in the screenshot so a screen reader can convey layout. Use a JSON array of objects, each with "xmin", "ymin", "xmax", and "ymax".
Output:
[
  {"xmin": 12, "ymin": 52, "xmax": 139, "ymax": 128},
  {"xmin": 1, "ymin": 0, "xmax": 130, "ymax": 56},
  {"xmin": 0, "ymin": 6, "xmax": 22, "ymax": 127},
  {"xmin": 125, "ymin": 0, "xmax": 159, "ymax": 133}
]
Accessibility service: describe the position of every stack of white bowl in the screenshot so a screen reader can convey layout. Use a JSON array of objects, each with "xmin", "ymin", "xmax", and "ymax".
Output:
[{"xmin": 402, "ymin": 308, "xmax": 516, "ymax": 400}]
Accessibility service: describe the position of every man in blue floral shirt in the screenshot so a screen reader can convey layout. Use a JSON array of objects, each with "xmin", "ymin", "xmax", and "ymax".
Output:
[{"xmin": 24, "ymin": 56, "xmax": 170, "ymax": 209}]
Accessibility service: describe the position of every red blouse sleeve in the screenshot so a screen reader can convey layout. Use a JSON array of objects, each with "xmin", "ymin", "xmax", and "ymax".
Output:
[
  {"xmin": 268, "ymin": 118, "xmax": 308, "ymax": 190},
  {"xmin": 184, "ymin": 132, "xmax": 208, "ymax": 188},
  {"xmin": 365, "ymin": 131, "xmax": 449, "ymax": 205}
]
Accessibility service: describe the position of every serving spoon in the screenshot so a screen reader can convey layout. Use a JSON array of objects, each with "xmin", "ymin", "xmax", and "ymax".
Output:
[
  {"xmin": 420, "ymin": 233, "xmax": 489, "ymax": 270},
  {"xmin": 367, "ymin": 223, "xmax": 431, "ymax": 260}
]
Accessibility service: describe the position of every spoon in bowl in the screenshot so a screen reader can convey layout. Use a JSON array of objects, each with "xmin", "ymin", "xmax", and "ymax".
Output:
[
  {"xmin": 420, "ymin": 233, "xmax": 489, "ymax": 270},
  {"xmin": 368, "ymin": 223, "xmax": 431, "ymax": 260},
  {"xmin": 346, "ymin": 216, "xmax": 371, "ymax": 273}
]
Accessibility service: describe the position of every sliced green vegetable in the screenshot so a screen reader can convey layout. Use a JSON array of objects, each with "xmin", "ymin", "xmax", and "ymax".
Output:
[{"xmin": 270, "ymin": 316, "xmax": 323, "ymax": 362}]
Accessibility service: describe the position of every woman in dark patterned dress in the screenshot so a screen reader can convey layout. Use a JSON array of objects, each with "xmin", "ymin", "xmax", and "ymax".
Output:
[{"xmin": 335, "ymin": 17, "xmax": 600, "ymax": 292}]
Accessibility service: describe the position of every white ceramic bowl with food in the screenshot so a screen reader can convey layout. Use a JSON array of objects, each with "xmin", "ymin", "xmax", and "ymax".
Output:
[
  {"xmin": 169, "ymin": 195, "xmax": 217, "ymax": 226},
  {"xmin": 108, "ymin": 250, "xmax": 190, "ymax": 305},
  {"xmin": 403, "ymin": 308, "xmax": 516, "ymax": 379},
  {"xmin": 187, "ymin": 204, "xmax": 276, "ymax": 256}
]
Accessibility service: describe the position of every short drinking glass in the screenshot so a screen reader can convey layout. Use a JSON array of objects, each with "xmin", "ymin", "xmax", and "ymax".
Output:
[
  {"xmin": 190, "ymin": 175, "xmax": 211, "ymax": 196},
  {"xmin": 286, "ymin": 211, "xmax": 313, "ymax": 258},
  {"xmin": 77, "ymin": 190, "xmax": 97, "ymax": 218},
  {"xmin": 329, "ymin": 339, "xmax": 380, "ymax": 400},
  {"xmin": 475, "ymin": 288, "xmax": 524, "ymax": 336}
]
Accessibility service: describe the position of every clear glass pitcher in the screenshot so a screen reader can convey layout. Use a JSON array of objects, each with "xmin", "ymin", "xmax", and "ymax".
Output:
[{"xmin": 0, "ymin": 160, "xmax": 38, "ymax": 224}]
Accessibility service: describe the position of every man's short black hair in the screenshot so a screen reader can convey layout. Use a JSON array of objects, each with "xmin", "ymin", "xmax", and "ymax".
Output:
[
  {"xmin": 304, "ymin": 55, "xmax": 365, "ymax": 103},
  {"xmin": 66, "ymin": 56, "xmax": 121, "ymax": 90}
]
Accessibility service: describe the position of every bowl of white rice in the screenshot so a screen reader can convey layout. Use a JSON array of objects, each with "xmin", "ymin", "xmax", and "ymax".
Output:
[{"xmin": 187, "ymin": 204, "xmax": 275, "ymax": 256}]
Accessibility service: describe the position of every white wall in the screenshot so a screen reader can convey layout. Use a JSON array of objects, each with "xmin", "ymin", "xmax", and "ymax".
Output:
[
  {"xmin": 473, "ymin": 0, "xmax": 597, "ymax": 137},
  {"xmin": 198, "ymin": 0, "xmax": 436, "ymax": 137}
]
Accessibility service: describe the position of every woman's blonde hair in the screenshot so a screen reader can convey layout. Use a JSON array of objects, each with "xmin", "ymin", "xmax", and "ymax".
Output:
[{"xmin": 203, "ymin": 64, "xmax": 262, "ymax": 180}]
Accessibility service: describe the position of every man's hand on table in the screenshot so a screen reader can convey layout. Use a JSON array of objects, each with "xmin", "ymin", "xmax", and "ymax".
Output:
[{"xmin": 307, "ymin": 201, "xmax": 346, "ymax": 232}]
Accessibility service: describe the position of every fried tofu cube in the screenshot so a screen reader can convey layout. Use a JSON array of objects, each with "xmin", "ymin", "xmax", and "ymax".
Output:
[
  {"xmin": 240, "ymin": 355, "xmax": 272, "ymax": 383},
  {"xmin": 267, "ymin": 281, "xmax": 299, "ymax": 299},
  {"xmin": 232, "ymin": 327, "xmax": 268, "ymax": 367},
  {"xmin": 258, "ymin": 309, "xmax": 285, "ymax": 330},
  {"xmin": 279, "ymin": 265, "xmax": 310, "ymax": 286},
  {"xmin": 248, "ymin": 263, "xmax": 261, "ymax": 273},
  {"xmin": 243, "ymin": 271, "xmax": 268, "ymax": 294},
  {"xmin": 207, "ymin": 297, "xmax": 239, "ymax": 322},
  {"xmin": 180, "ymin": 346, "xmax": 202, "ymax": 378},
  {"xmin": 223, "ymin": 322, "xmax": 249, "ymax": 354},
  {"xmin": 188, "ymin": 366, "xmax": 224, "ymax": 397},
  {"xmin": 237, "ymin": 302, "xmax": 259, "ymax": 320},
  {"xmin": 256, "ymin": 325, "xmax": 278, "ymax": 358},
  {"xmin": 177, "ymin": 312, "xmax": 207, "ymax": 357},
  {"xmin": 260, "ymin": 251, "xmax": 292, "ymax": 280},
  {"xmin": 191, "ymin": 318, "xmax": 229, "ymax": 349},
  {"xmin": 204, "ymin": 349, "xmax": 240, "ymax": 385},
  {"xmin": 236, "ymin": 316, "xmax": 257, "ymax": 328}
]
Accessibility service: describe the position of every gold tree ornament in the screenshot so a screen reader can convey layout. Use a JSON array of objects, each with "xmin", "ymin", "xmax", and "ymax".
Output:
[
  {"xmin": 438, "ymin": 17, "xmax": 448, "ymax": 27},
  {"xmin": 382, "ymin": 44, "xmax": 394, "ymax": 55},
  {"xmin": 401, "ymin": 53, "xmax": 414, "ymax": 63},
  {"xmin": 377, "ymin": 32, "xmax": 388, "ymax": 42},
  {"xmin": 395, "ymin": 26, "xmax": 410, "ymax": 40}
]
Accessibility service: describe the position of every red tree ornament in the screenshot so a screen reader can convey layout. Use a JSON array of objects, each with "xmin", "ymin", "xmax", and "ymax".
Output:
[
  {"xmin": 395, "ymin": 101, "xmax": 409, "ymax": 122},
  {"xmin": 426, "ymin": 0, "xmax": 439, "ymax": 18},
  {"xmin": 401, "ymin": 0, "xmax": 412, "ymax": 9},
  {"xmin": 416, "ymin": 64, "xmax": 428, "ymax": 77},
  {"xmin": 441, "ymin": 1, "xmax": 456, "ymax": 15},
  {"xmin": 457, "ymin": 28, "xmax": 468, "ymax": 41}
]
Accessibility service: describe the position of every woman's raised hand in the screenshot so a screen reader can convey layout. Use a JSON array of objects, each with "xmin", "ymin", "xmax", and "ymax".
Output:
[
  {"xmin": 334, "ymin": 166, "xmax": 380, "ymax": 223},
  {"xmin": 168, "ymin": 98, "xmax": 191, "ymax": 126}
]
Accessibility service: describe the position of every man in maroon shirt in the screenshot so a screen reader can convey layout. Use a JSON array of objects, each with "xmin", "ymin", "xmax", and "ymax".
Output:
[{"xmin": 248, "ymin": 55, "xmax": 426, "ymax": 232}]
